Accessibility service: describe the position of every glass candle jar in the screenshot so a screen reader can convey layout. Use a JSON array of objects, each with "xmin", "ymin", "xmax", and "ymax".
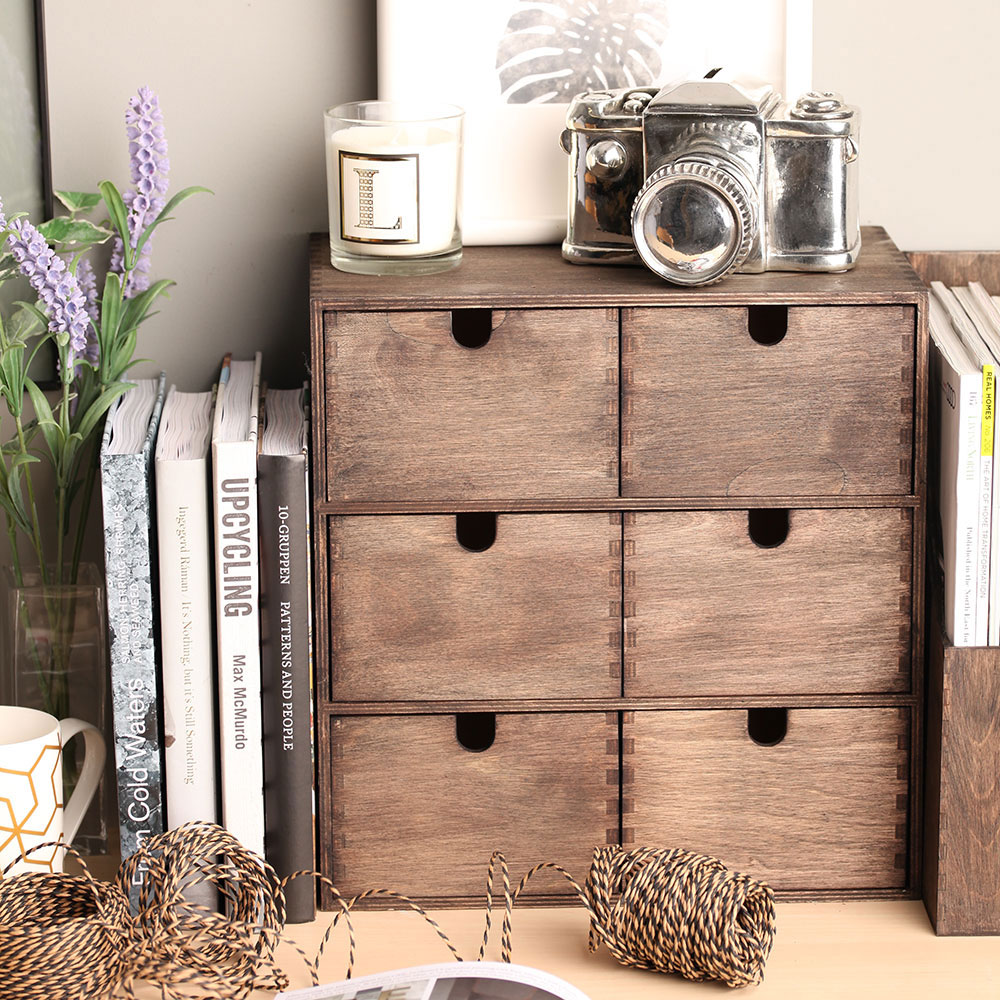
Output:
[{"xmin": 325, "ymin": 100, "xmax": 464, "ymax": 275}]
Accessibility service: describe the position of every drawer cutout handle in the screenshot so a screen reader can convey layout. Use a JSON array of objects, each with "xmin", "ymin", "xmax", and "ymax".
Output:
[
  {"xmin": 451, "ymin": 309, "xmax": 492, "ymax": 349},
  {"xmin": 456, "ymin": 512, "xmax": 497, "ymax": 552},
  {"xmin": 747, "ymin": 305, "xmax": 787, "ymax": 345},
  {"xmin": 747, "ymin": 508, "xmax": 789, "ymax": 548},
  {"xmin": 456, "ymin": 713, "xmax": 495, "ymax": 752},
  {"xmin": 747, "ymin": 708, "xmax": 787, "ymax": 746}
]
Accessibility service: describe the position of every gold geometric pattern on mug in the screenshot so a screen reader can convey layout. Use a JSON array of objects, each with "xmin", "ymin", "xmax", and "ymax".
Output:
[{"xmin": 0, "ymin": 744, "xmax": 63, "ymax": 875}]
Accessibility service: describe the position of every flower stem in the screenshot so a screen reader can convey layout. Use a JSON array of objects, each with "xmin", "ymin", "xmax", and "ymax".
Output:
[
  {"xmin": 13, "ymin": 414, "xmax": 48, "ymax": 587},
  {"xmin": 70, "ymin": 436, "xmax": 101, "ymax": 585}
]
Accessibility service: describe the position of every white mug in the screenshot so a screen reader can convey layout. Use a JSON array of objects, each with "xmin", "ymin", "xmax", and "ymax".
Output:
[{"xmin": 0, "ymin": 705, "xmax": 106, "ymax": 876}]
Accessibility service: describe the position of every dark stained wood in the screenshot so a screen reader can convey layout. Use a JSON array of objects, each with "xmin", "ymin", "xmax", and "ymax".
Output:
[
  {"xmin": 622, "ymin": 305, "xmax": 916, "ymax": 497},
  {"xmin": 327, "ymin": 513, "xmax": 621, "ymax": 701},
  {"xmin": 315, "ymin": 494, "xmax": 922, "ymax": 515},
  {"xmin": 907, "ymin": 251, "xmax": 1000, "ymax": 294},
  {"xmin": 628, "ymin": 708, "xmax": 911, "ymax": 892},
  {"xmin": 309, "ymin": 230, "xmax": 927, "ymax": 907},
  {"xmin": 626, "ymin": 509, "xmax": 913, "ymax": 697},
  {"xmin": 924, "ymin": 597, "xmax": 1000, "ymax": 934},
  {"xmin": 323, "ymin": 712, "xmax": 617, "ymax": 900},
  {"xmin": 310, "ymin": 227, "xmax": 926, "ymax": 309},
  {"xmin": 323, "ymin": 308, "xmax": 618, "ymax": 502},
  {"xmin": 320, "ymin": 694, "xmax": 919, "ymax": 715}
]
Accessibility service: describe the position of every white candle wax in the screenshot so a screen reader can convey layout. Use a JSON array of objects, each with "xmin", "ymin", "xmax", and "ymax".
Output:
[{"xmin": 326, "ymin": 123, "xmax": 460, "ymax": 258}]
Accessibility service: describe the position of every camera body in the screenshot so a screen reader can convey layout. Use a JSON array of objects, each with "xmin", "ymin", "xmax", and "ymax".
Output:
[{"xmin": 560, "ymin": 77, "xmax": 860, "ymax": 286}]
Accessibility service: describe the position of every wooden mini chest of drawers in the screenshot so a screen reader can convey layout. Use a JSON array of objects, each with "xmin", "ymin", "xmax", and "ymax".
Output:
[{"xmin": 309, "ymin": 227, "xmax": 927, "ymax": 907}]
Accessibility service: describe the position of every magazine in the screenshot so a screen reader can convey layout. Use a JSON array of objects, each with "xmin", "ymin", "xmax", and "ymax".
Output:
[{"xmin": 279, "ymin": 962, "xmax": 592, "ymax": 1000}]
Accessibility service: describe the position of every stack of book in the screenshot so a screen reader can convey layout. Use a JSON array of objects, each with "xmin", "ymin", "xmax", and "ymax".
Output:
[
  {"xmin": 929, "ymin": 282, "xmax": 1000, "ymax": 648},
  {"xmin": 99, "ymin": 354, "xmax": 316, "ymax": 921}
]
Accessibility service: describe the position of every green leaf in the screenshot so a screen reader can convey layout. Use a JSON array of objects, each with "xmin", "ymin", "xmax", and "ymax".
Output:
[
  {"xmin": 10, "ymin": 451, "xmax": 40, "ymax": 469},
  {"xmin": 120, "ymin": 278, "xmax": 174, "ymax": 336},
  {"xmin": 14, "ymin": 300, "xmax": 51, "ymax": 331},
  {"xmin": 99, "ymin": 271, "xmax": 123, "ymax": 377},
  {"xmin": 37, "ymin": 217, "xmax": 113, "ymax": 247},
  {"xmin": 5, "ymin": 465, "xmax": 31, "ymax": 532},
  {"xmin": 0, "ymin": 484, "xmax": 31, "ymax": 534},
  {"xmin": 54, "ymin": 190, "xmax": 102, "ymax": 213},
  {"xmin": 0, "ymin": 341, "xmax": 26, "ymax": 416},
  {"xmin": 10, "ymin": 305, "xmax": 43, "ymax": 343},
  {"xmin": 23, "ymin": 379, "xmax": 62, "ymax": 458},
  {"xmin": 76, "ymin": 382, "xmax": 132, "ymax": 440},
  {"xmin": 133, "ymin": 185, "xmax": 211, "ymax": 257},
  {"xmin": 99, "ymin": 180, "xmax": 132, "ymax": 268}
]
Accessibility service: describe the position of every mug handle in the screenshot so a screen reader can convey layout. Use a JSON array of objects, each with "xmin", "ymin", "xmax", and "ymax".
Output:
[{"xmin": 58, "ymin": 718, "xmax": 107, "ymax": 844}]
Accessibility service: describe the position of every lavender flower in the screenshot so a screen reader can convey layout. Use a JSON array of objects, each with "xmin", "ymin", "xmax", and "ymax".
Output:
[
  {"xmin": 0, "ymin": 197, "xmax": 90, "ymax": 354},
  {"xmin": 75, "ymin": 258, "xmax": 100, "ymax": 365},
  {"xmin": 76, "ymin": 258, "xmax": 98, "ymax": 322},
  {"xmin": 110, "ymin": 86, "xmax": 170, "ymax": 297}
]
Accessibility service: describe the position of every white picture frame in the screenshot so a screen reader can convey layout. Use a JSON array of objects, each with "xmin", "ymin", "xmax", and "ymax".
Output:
[{"xmin": 377, "ymin": 0, "xmax": 814, "ymax": 245}]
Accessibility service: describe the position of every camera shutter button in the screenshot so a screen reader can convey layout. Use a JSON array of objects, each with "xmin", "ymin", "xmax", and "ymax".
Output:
[
  {"xmin": 585, "ymin": 140, "xmax": 628, "ymax": 180},
  {"xmin": 792, "ymin": 91, "xmax": 852, "ymax": 119},
  {"xmin": 631, "ymin": 161, "xmax": 755, "ymax": 286}
]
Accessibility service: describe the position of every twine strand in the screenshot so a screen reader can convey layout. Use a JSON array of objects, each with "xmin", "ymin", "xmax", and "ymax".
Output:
[{"xmin": 0, "ymin": 823, "xmax": 775, "ymax": 997}]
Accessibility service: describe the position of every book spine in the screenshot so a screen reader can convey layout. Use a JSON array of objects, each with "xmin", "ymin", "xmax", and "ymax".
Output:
[
  {"xmin": 258, "ymin": 451, "xmax": 315, "ymax": 922},
  {"xmin": 991, "ymin": 405, "xmax": 1000, "ymax": 646},
  {"xmin": 101, "ymin": 450, "xmax": 164, "ymax": 879},
  {"xmin": 213, "ymin": 439, "xmax": 265, "ymax": 855},
  {"xmin": 975, "ymin": 365, "xmax": 994, "ymax": 645},
  {"xmin": 156, "ymin": 457, "xmax": 218, "ymax": 829},
  {"xmin": 955, "ymin": 374, "xmax": 982, "ymax": 646}
]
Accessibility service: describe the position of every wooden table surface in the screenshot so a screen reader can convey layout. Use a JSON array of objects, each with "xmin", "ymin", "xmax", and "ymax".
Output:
[
  {"xmin": 260, "ymin": 901, "xmax": 998, "ymax": 999},
  {"xmin": 78, "ymin": 856, "xmax": 1000, "ymax": 997}
]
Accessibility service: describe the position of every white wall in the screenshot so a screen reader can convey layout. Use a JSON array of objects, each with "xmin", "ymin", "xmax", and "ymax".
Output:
[
  {"xmin": 44, "ymin": 0, "xmax": 377, "ymax": 391},
  {"xmin": 813, "ymin": 0, "xmax": 1000, "ymax": 251}
]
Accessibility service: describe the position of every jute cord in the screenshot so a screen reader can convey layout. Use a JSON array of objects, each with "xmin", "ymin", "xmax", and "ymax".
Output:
[{"xmin": 0, "ymin": 822, "xmax": 776, "ymax": 999}]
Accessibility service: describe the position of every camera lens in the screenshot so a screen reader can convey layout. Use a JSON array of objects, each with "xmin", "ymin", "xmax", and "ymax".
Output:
[{"xmin": 631, "ymin": 161, "xmax": 755, "ymax": 285}]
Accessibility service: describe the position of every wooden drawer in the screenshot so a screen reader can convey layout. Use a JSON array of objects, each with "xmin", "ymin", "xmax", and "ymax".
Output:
[
  {"xmin": 322, "ymin": 308, "xmax": 618, "ymax": 502},
  {"xmin": 328, "ymin": 513, "xmax": 621, "ymax": 701},
  {"xmin": 627, "ymin": 708, "xmax": 910, "ymax": 892},
  {"xmin": 621, "ymin": 305, "xmax": 916, "ymax": 497},
  {"xmin": 625, "ymin": 508, "xmax": 913, "ymax": 696},
  {"xmin": 323, "ymin": 712, "xmax": 617, "ymax": 900}
]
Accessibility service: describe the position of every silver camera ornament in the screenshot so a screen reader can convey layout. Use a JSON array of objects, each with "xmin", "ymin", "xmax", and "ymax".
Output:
[{"xmin": 560, "ymin": 74, "xmax": 860, "ymax": 286}]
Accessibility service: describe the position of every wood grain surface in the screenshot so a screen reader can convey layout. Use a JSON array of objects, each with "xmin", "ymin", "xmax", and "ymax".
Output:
[
  {"xmin": 622, "ymin": 304, "xmax": 916, "ymax": 497},
  {"xmin": 309, "ymin": 231, "xmax": 928, "ymax": 910},
  {"xmin": 245, "ymin": 902, "xmax": 1000, "ymax": 1000},
  {"xmin": 924, "ymin": 614, "xmax": 1000, "ymax": 934},
  {"xmin": 628, "ymin": 708, "xmax": 911, "ymax": 892},
  {"xmin": 327, "ymin": 513, "xmax": 621, "ymax": 701},
  {"xmin": 323, "ymin": 308, "xmax": 618, "ymax": 502},
  {"xmin": 310, "ymin": 227, "xmax": 925, "ymax": 309},
  {"xmin": 625, "ymin": 508, "xmax": 913, "ymax": 696},
  {"xmin": 907, "ymin": 251, "xmax": 1000, "ymax": 294},
  {"xmin": 323, "ymin": 712, "xmax": 617, "ymax": 900}
]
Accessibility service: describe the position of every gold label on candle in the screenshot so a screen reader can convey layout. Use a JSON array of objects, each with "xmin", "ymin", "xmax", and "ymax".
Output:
[{"xmin": 339, "ymin": 150, "xmax": 420, "ymax": 244}]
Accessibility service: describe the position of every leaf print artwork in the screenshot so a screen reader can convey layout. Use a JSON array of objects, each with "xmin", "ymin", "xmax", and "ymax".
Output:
[{"xmin": 496, "ymin": 0, "xmax": 671, "ymax": 104}]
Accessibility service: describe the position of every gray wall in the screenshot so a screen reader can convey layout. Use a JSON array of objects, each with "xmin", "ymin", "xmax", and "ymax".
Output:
[
  {"xmin": 44, "ymin": 0, "xmax": 377, "ymax": 391},
  {"xmin": 40, "ymin": 0, "xmax": 1000, "ymax": 391}
]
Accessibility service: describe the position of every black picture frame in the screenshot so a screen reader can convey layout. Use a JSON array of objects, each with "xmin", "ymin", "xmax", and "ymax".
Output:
[
  {"xmin": 0, "ymin": 0, "xmax": 56, "ymax": 384},
  {"xmin": 34, "ymin": 0, "xmax": 53, "ymax": 223}
]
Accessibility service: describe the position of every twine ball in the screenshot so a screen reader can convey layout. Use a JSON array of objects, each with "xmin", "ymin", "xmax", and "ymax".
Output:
[
  {"xmin": 0, "ymin": 872, "xmax": 129, "ymax": 999},
  {"xmin": 0, "ymin": 823, "xmax": 289, "ymax": 1000},
  {"xmin": 584, "ymin": 846, "xmax": 776, "ymax": 988}
]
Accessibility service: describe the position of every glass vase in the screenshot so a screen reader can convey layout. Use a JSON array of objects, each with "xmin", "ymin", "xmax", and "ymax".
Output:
[{"xmin": 5, "ymin": 563, "xmax": 110, "ymax": 855}]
